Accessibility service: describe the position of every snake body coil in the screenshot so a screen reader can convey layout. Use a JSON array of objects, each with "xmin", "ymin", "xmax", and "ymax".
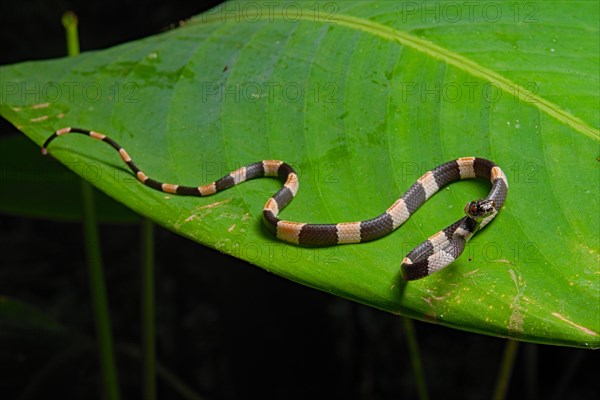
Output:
[{"xmin": 42, "ymin": 127, "xmax": 508, "ymax": 280}]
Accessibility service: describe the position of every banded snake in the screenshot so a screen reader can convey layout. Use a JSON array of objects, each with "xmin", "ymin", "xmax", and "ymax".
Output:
[{"xmin": 42, "ymin": 127, "xmax": 508, "ymax": 280}]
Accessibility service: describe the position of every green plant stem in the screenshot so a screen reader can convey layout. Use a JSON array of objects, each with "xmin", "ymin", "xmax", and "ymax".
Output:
[
  {"xmin": 524, "ymin": 343, "xmax": 538, "ymax": 400},
  {"xmin": 493, "ymin": 340, "xmax": 519, "ymax": 400},
  {"xmin": 61, "ymin": 11, "xmax": 80, "ymax": 56},
  {"xmin": 81, "ymin": 181, "xmax": 121, "ymax": 400},
  {"xmin": 63, "ymin": 11, "xmax": 121, "ymax": 400},
  {"xmin": 402, "ymin": 318, "xmax": 429, "ymax": 400},
  {"xmin": 141, "ymin": 219, "xmax": 156, "ymax": 400}
]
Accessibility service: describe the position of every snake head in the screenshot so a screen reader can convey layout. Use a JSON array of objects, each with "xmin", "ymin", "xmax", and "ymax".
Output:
[{"xmin": 464, "ymin": 199, "xmax": 496, "ymax": 220}]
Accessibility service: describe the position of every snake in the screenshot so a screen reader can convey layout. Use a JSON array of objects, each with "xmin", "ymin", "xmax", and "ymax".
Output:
[{"xmin": 42, "ymin": 127, "xmax": 508, "ymax": 280}]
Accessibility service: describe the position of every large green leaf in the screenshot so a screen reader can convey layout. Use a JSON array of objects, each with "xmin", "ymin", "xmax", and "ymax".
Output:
[{"xmin": 1, "ymin": 1, "xmax": 598, "ymax": 348}]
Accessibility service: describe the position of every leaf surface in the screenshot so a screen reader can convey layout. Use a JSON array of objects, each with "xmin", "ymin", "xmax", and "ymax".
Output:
[{"xmin": 1, "ymin": 1, "xmax": 598, "ymax": 348}]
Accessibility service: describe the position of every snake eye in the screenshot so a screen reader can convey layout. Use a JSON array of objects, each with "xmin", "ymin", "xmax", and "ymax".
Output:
[{"xmin": 464, "ymin": 201, "xmax": 477, "ymax": 215}]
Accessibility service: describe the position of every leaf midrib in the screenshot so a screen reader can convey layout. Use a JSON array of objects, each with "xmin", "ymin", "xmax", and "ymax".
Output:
[{"xmin": 197, "ymin": 8, "xmax": 599, "ymax": 141}]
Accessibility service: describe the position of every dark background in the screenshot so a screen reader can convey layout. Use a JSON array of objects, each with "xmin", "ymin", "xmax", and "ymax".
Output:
[{"xmin": 1, "ymin": 1, "xmax": 597, "ymax": 399}]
